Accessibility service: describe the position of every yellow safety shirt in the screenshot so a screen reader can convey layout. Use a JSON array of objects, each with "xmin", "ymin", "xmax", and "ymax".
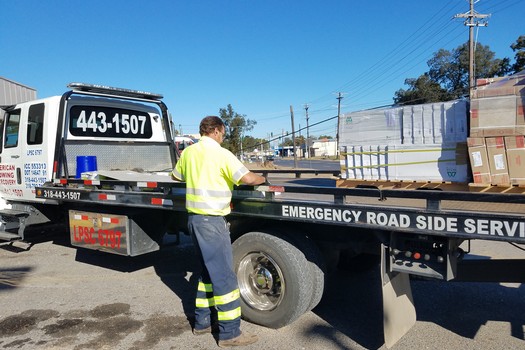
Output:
[{"xmin": 172, "ymin": 136, "xmax": 249, "ymax": 216}]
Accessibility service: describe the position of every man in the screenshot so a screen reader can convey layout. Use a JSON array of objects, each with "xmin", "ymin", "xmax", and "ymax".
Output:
[{"xmin": 171, "ymin": 116, "xmax": 266, "ymax": 347}]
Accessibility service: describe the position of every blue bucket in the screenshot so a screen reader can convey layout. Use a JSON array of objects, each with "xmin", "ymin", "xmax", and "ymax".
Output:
[{"xmin": 76, "ymin": 156, "xmax": 98, "ymax": 178}]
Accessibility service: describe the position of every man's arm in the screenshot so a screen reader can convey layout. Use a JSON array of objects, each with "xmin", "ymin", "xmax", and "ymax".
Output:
[{"xmin": 240, "ymin": 171, "xmax": 266, "ymax": 186}]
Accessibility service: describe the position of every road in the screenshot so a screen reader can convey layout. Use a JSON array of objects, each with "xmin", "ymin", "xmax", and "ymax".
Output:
[{"xmin": 0, "ymin": 173, "xmax": 524, "ymax": 349}]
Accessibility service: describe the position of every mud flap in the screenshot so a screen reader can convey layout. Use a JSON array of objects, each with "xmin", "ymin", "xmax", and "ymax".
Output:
[{"xmin": 381, "ymin": 244, "xmax": 416, "ymax": 348}]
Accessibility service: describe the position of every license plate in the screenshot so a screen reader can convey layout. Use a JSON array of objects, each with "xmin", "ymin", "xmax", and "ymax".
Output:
[{"xmin": 69, "ymin": 210, "xmax": 129, "ymax": 255}]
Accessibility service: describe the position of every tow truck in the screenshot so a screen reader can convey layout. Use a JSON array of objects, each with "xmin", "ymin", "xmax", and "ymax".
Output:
[{"xmin": 1, "ymin": 83, "xmax": 524, "ymax": 347}]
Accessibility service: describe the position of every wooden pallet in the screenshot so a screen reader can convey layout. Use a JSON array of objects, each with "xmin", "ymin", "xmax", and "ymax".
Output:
[
  {"xmin": 336, "ymin": 179, "xmax": 470, "ymax": 191},
  {"xmin": 468, "ymin": 183, "xmax": 525, "ymax": 194},
  {"xmin": 337, "ymin": 178, "xmax": 525, "ymax": 194}
]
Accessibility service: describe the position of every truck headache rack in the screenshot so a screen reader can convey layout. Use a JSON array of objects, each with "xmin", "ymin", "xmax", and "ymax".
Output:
[{"xmin": 67, "ymin": 82, "xmax": 164, "ymax": 101}]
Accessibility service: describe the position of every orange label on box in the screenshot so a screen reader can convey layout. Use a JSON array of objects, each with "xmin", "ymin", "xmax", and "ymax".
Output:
[
  {"xmin": 473, "ymin": 172, "xmax": 482, "ymax": 183},
  {"xmin": 518, "ymin": 137, "xmax": 525, "ymax": 149}
]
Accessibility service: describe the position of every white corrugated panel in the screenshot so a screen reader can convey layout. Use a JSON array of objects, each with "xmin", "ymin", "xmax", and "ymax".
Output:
[
  {"xmin": 339, "ymin": 99, "xmax": 468, "ymax": 148},
  {"xmin": 0, "ymin": 77, "xmax": 37, "ymax": 105}
]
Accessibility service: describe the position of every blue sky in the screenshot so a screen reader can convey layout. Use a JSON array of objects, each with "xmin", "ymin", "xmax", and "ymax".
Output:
[{"xmin": 2, "ymin": 0, "xmax": 523, "ymax": 139}]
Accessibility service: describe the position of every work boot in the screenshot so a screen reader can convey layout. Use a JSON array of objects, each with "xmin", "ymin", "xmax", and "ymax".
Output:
[
  {"xmin": 218, "ymin": 331, "xmax": 258, "ymax": 348},
  {"xmin": 193, "ymin": 326, "xmax": 211, "ymax": 336}
]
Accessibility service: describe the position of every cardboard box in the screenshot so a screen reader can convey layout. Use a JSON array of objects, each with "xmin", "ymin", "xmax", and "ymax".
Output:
[
  {"xmin": 472, "ymin": 72, "xmax": 525, "ymax": 98},
  {"xmin": 470, "ymin": 95, "xmax": 525, "ymax": 137},
  {"xmin": 485, "ymin": 137, "xmax": 510, "ymax": 185},
  {"xmin": 467, "ymin": 137, "xmax": 491, "ymax": 184},
  {"xmin": 505, "ymin": 136, "xmax": 525, "ymax": 185}
]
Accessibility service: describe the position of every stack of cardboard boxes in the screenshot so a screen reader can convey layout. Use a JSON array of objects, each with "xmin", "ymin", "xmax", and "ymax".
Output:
[{"xmin": 467, "ymin": 71, "xmax": 525, "ymax": 186}]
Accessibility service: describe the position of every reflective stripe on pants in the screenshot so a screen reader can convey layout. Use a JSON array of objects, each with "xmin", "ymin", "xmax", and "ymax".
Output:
[{"xmin": 188, "ymin": 214, "xmax": 241, "ymax": 341}]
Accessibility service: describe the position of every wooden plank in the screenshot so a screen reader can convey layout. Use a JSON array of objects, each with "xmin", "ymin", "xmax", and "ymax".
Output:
[{"xmin": 336, "ymin": 179, "xmax": 470, "ymax": 192}]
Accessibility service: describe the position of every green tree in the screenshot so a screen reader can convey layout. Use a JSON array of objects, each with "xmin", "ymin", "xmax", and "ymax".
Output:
[
  {"xmin": 395, "ymin": 40, "xmax": 513, "ymax": 105},
  {"xmin": 219, "ymin": 104, "xmax": 257, "ymax": 156},
  {"xmin": 242, "ymin": 136, "xmax": 268, "ymax": 153},
  {"xmin": 394, "ymin": 74, "xmax": 451, "ymax": 105},
  {"xmin": 511, "ymin": 35, "xmax": 525, "ymax": 73}
]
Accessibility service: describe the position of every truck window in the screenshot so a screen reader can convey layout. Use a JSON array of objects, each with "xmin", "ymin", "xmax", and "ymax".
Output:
[
  {"xmin": 4, "ymin": 109, "xmax": 21, "ymax": 149},
  {"xmin": 27, "ymin": 103, "xmax": 45, "ymax": 145}
]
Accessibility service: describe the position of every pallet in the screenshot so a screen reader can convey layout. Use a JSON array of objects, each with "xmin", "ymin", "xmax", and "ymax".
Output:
[
  {"xmin": 337, "ymin": 179, "xmax": 525, "ymax": 194},
  {"xmin": 468, "ymin": 183, "xmax": 525, "ymax": 194},
  {"xmin": 336, "ymin": 179, "xmax": 470, "ymax": 192}
]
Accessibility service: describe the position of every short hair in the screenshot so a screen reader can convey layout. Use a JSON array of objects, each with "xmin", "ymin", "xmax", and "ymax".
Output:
[{"xmin": 199, "ymin": 116, "xmax": 225, "ymax": 136}]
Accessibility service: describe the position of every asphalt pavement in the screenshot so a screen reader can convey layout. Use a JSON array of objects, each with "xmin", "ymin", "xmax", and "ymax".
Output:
[{"xmin": 1, "ymin": 167, "xmax": 524, "ymax": 349}]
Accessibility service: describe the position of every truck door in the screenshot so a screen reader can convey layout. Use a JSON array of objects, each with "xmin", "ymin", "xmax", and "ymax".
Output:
[{"xmin": 0, "ymin": 103, "xmax": 47, "ymax": 201}]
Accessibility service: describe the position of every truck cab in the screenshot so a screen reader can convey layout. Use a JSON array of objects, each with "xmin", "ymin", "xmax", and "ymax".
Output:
[
  {"xmin": 0, "ymin": 83, "xmax": 175, "ymax": 203},
  {"xmin": 0, "ymin": 96, "xmax": 60, "ymax": 201}
]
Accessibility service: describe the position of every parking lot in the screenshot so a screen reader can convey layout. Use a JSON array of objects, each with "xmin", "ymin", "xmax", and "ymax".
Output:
[{"xmin": 1, "ymin": 227, "xmax": 524, "ymax": 350}]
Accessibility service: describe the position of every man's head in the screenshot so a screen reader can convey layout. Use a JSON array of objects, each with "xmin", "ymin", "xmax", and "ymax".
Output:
[{"xmin": 200, "ymin": 116, "xmax": 225, "ymax": 143}]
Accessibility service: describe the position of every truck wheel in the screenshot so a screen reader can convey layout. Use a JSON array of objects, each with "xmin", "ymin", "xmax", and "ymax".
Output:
[
  {"xmin": 289, "ymin": 234, "xmax": 326, "ymax": 311},
  {"xmin": 232, "ymin": 231, "xmax": 314, "ymax": 328},
  {"xmin": 270, "ymin": 230, "xmax": 326, "ymax": 312}
]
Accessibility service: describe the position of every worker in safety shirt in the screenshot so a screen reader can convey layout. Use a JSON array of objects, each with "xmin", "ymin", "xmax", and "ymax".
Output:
[{"xmin": 171, "ymin": 116, "xmax": 266, "ymax": 348}]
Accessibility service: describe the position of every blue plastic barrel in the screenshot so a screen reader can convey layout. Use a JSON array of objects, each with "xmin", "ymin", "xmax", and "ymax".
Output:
[{"xmin": 76, "ymin": 156, "xmax": 98, "ymax": 178}]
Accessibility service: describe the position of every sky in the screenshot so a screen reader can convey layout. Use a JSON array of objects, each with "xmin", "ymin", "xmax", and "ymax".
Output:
[{"xmin": 2, "ymin": 0, "xmax": 523, "ymax": 140}]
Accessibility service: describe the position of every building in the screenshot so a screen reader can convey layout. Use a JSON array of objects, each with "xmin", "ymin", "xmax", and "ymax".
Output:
[
  {"xmin": 312, "ymin": 139, "xmax": 337, "ymax": 157},
  {"xmin": 0, "ymin": 77, "xmax": 37, "ymax": 105}
]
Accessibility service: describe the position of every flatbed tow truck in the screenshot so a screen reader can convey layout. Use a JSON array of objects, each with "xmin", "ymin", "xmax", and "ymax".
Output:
[{"xmin": 1, "ymin": 83, "xmax": 524, "ymax": 347}]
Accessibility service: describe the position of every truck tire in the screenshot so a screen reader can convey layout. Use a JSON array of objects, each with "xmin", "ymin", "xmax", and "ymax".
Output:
[
  {"xmin": 232, "ymin": 231, "xmax": 314, "ymax": 328},
  {"xmin": 289, "ymin": 234, "xmax": 326, "ymax": 311},
  {"xmin": 270, "ymin": 230, "xmax": 326, "ymax": 312}
]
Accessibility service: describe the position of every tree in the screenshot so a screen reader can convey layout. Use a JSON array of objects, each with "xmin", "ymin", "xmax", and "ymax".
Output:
[
  {"xmin": 219, "ymin": 104, "xmax": 257, "ymax": 156},
  {"xmin": 394, "ymin": 73, "xmax": 451, "ymax": 105},
  {"xmin": 242, "ymin": 136, "xmax": 269, "ymax": 153},
  {"xmin": 511, "ymin": 35, "xmax": 525, "ymax": 73},
  {"xmin": 395, "ymin": 40, "xmax": 513, "ymax": 105}
]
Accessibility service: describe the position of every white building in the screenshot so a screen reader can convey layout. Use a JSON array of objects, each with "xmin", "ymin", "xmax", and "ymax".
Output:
[
  {"xmin": 312, "ymin": 139, "xmax": 337, "ymax": 157},
  {"xmin": 0, "ymin": 77, "xmax": 36, "ymax": 105}
]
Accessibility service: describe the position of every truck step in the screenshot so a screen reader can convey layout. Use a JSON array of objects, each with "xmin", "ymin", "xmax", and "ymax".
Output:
[
  {"xmin": 0, "ymin": 209, "xmax": 30, "ymax": 218},
  {"xmin": 0, "ymin": 231, "xmax": 22, "ymax": 241}
]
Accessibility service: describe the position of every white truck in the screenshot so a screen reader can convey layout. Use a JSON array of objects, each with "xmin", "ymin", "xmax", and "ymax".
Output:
[{"xmin": 1, "ymin": 83, "xmax": 524, "ymax": 347}]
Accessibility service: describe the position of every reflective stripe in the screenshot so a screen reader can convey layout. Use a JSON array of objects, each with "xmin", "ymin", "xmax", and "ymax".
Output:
[
  {"xmin": 187, "ymin": 199, "xmax": 230, "ymax": 211},
  {"xmin": 187, "ymin": 188, "xmax": 232, "ymax": 197},
  {"xmin": 214, "ymin": 289, "xmax": 240, "ymax": 306},
  {"xmin": 217, "ymin": 307, "xmax": 242, "ymax": 321},
  {"xmin": 171, "ymin": 169, "xmax": 184, "ymax": 181},
  {"xmin": 198, "ymin": 282, "xmax": 213, "ymax": 293},
  {"xmin": 233, "ymin": 167, "xmax": 249, "ymax": 183},
  {"xmin": 196, "ymin": 297, "xmax": 215, "ymax": 308}
]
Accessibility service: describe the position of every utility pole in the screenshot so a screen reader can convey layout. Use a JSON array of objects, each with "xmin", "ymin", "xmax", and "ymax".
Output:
[
  {"xmin": 290, "ymin": 105, "xmax": 298, "ymax": 168},
  {"xmin": 455, "ymin": 0, "xmax": 490, "ymax": 96},
  {"xmin": 304, "ymin": 104, "xmax": 310, "ymax": 158},
  {"xmin": 336, "ymin": 92, "xmax": 344, "ymax": 157}
]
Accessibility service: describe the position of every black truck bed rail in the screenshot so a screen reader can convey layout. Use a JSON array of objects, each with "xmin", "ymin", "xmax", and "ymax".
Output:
[{"xmin": 35, "ymin": 177, "xmax": 525, "ymax": 244}]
